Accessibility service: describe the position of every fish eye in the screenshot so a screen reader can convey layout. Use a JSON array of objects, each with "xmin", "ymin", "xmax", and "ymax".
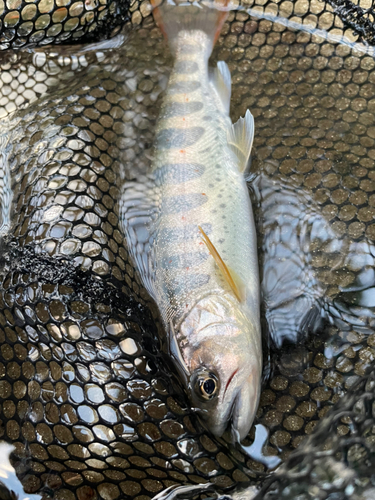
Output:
[{"xmin": 193, "ymin": 370, "xmax": 219, "ymax": 401}]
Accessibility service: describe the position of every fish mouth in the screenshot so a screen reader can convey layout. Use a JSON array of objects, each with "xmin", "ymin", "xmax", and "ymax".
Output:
[
  {"xmin": 230, "ymin": 389, "xmax": 254, "ymax": 442},
  {"xmin": 203, "ymin": 389, "xmax": 251, "ymax": 441},
  {"xmin": 199, "ymin": 371, "xmax": 254, "ymax": 440}
]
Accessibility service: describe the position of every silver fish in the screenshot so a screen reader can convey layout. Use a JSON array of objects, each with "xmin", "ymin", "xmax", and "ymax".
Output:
[{"xmin": 121, "ymin": 0, "xmax": 262, "ymax": 441}]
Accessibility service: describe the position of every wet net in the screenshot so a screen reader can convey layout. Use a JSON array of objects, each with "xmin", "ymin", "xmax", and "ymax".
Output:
[
  {"xmin": 0, "ymin": 0, "xmax": 374, "ymax": 499},
  {"xmin": 327, "ymin": 0, "xmax": 375, "ymax": 46},
  {"xmin": 1, "ymin": 0, "xmax": 375, "ymax": 50}
]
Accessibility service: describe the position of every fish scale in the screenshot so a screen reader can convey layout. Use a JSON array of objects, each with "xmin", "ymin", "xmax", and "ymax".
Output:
[{"xmin": 152, "ymin": 31, "xmax": 258, "ymax": 328}]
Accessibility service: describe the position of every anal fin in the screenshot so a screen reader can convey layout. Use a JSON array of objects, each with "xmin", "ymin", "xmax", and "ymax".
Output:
[{"xmin": 227, "ymin": 109, "xmax": 255, "ymax": 174}]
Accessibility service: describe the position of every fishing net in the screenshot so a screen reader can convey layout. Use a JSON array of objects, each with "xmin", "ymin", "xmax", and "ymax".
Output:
[
  {"xmin": 0, "ymin": 0, "xmax": 375, "ymax": 50},
  {"xmin": 0, "ymin": 0, "xmax": 132, "ymax": 50},
  {"xmin": 0, "ymin": 0, "xmax": 374, "ymax": 499},
  {"xmin": 327, "ymin": 0, "xmax": 375, "ymax": 46},
  {"xmin": 254, "ymin": 362, "xmax": 375, "ymax": 499}
]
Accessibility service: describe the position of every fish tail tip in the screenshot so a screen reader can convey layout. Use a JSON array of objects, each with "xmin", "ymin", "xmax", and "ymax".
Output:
[{"xmin": 151, "ymin": 0, "xmax": 230, "ymax": 52}]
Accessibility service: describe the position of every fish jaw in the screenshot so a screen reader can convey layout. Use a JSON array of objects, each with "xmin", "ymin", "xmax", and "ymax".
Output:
[
  {"xmin": 198, "ymin": 357, "xmax": 262, "ymax": 440},
  {"xmin": 177, "ymin": 294, "xmax": 262, "ymax": 440},
  {"xmin": 231, "ymin": 370, "xmax": 261, "ymax": 441}
]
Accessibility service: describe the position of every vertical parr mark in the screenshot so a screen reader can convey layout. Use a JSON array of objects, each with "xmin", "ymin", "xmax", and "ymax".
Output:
[
  {"xmin": 169, "ymin": 81, "xmax": 200, "ymax": 94},
  {"xmin": 162, "ymin": 252, "xmax": 208, "ymax": 269},
  {"xmin": 156, "ymin": 127, "xmax": 204, "ymax": 149},
  {"xmin": 156, "ymin": 163, "xmax": 205, "ymax": 185},
  {"xmin": 159, "ymin": 223, "xmax": 212, "ymax": 242},
  {"xmin": 162, "ymin": 101, "xmax": 204, "ymax": 118},
  {"xmin": 162, "ymin": 193, "xmax": 208, "ymax": 214},
  {"xmin": 175, "ymin": 61, "xmax": 199, "ymax": 74},
  {"xmin": 178, "ymin": 44, "xmax": 201, "ymax": 54},
  {"xmin": 168, "ymin": 274, "xmax": 210, "ymax": 295}
]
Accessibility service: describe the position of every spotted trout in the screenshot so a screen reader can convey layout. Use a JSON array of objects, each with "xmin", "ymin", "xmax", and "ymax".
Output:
[{"xmin": 121, "ymin": 0, "xmax": 262, "ymax": 440}]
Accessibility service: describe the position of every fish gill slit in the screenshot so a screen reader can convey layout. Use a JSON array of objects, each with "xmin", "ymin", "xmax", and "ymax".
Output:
[{"xmin": 224, "ymin": 368, "xmax": 239, "ymax": 395}]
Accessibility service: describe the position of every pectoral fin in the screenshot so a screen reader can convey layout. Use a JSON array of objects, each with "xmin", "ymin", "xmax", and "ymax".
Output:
[
  {"xmin": 167, "ymin": 320, "xmax": 191, "ymax": 388},
  {"xmin": 119, "ymin": 173, "xmax": 160, "ymax": 300},
  {"xmin": 198, "ymin": 225, "xmax": 243, "ymax": 302},
  {"xmin": 227, "ymin": 109, "xmax": 255, "ymax": 174}
]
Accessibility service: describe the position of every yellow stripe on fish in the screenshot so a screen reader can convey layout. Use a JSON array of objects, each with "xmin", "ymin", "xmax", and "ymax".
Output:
[{"xmin": 198, "ymin": 225, "xmax": 242, "ymax": 303}]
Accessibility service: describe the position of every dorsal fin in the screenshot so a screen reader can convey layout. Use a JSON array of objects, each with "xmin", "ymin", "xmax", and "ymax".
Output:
[
  {"xmin": 227, "ymin": 109, "xmax": 255, "ymax": 174},
  {"xmin": 198, "ymin": 225, "xmax": 242, "ymax": 302},
  {"xmin": 211, "ymin": 61, "xmax": 231, "ymax": 114}
]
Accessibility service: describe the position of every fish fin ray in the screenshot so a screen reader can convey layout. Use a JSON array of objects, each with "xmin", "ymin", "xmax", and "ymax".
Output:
[
  {"xmin": 119, "ymin": 174, "xmax": 160, "ymax": 300},
  {"xmin": 198, "ymin": 225, "xmax": 242, "ymax": 302},
  {"xmin": 210, "ymin": 61, "xmax": 231, "ymax": 114},
  {"xmin": 151, "ymin": 0, "xmax": 229, "ymax": 56},
  {"xmin": 227, "ymin": 109, "xmax": 255, "ymax": 174},
  {"xmin": 167, "ymin": 320, "xmax": 191, "ymax": 385}
]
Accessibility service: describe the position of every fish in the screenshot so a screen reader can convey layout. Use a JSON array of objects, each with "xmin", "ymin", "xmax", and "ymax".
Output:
[{"xmin": 121, "ymin": 0, "xmax": 262, "ymax": 441}]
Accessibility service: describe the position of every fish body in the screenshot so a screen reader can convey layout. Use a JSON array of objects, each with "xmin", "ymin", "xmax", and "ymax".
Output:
[{"xmin": 122, "ymin": 1, "xmax": 262, "ymax": 440}]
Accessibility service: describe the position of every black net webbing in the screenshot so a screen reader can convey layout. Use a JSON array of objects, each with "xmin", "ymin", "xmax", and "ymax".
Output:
[
  {"xmin": 0, "ymin": 1, "xmax": 374, "ymax": 500},
  {"xmin": 1, "ymin": 0, "xmax": 375, "ymax": 50}
]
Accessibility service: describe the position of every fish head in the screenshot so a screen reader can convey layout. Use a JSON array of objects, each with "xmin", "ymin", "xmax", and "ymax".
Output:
[{"xmin": 176, "ymin": 294, "xmax": 262, "ymax": 441}]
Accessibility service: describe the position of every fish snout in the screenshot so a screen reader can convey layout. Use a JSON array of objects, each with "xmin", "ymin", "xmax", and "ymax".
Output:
[{"xmin": 231, "ymin": 382, "xmax": 260, "ymax": 442}]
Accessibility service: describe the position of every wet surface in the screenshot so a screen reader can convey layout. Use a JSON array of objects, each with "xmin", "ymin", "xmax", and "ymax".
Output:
[
  {"xmin": 0, "ymin": 0, "xmax": 373, "ymax": 498},
  {"xmin": 0, "ymin": 0, "xmax": 132, "ymax": 50}
]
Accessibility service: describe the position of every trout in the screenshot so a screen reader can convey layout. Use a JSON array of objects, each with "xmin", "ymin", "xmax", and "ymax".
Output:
[{"xmin": 121, "ymin": 0, "xmax": 262, "ymax": 440}]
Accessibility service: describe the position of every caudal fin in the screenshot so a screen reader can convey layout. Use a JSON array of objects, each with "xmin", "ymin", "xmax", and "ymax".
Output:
[{"xmin": 151, "ymin": 0, "xmax": 229, "ymax": 56}]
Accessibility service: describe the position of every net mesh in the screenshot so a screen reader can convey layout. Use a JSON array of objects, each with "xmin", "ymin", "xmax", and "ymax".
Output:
[
  {"xmin": 0, "ymin": 1, "xmax": 373, "ymax": 499},
  {"xmin": 1, "ymin": 0, "xmax": 375, "ymax": 50}
]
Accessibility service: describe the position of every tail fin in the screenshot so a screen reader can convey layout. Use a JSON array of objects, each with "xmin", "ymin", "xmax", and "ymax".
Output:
[{"xmin": 151, "ymin": 0, "xmax": 229, "ymax": 56}]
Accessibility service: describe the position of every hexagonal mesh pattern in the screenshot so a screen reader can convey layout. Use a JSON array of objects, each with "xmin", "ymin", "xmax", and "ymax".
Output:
[
  {"xmin": 0, "ymin": 0, "xmax": 375, "ymax": 49},
  {"xmin": 0, "ymin": 1, "xmax": 373, "ymax": 500},
  {"xmin": 0, "ymin": 0, "xmax": 131, "ymax": 49}
]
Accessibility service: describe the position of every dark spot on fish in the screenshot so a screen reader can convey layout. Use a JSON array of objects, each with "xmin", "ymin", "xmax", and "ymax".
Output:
[
  {"xmin": 202, "ymin": 116, "xmax": 213, "ymax": 121},
  {"xmin": 169, "ymin": 274, "xmax": 210, "ymax": 295},
  {"xmin": 220, "ymin": 204, "xmax": 226, "ymax": 208},
  {"xmin": 169, "ymin": 81, "xmax": 200, "ymax": 94},
  {"xmin": 156, "ymin": 127, "xmax": 204, "ymax": 149},
  {"xmin": 156, "ymin": 163, "xmax": 205, "ymax": 185},
  {"xmin": 162, "ymin": 193, "xmax": 208, "ymax": 214},
  {"xmin": 179, "ymin": 44, "xmax": 200, "ymax": 54},
  {"xmin": 160, "ymin": 223, "xmax": 212, "ymax": 242},
  {"xmin": 162, "ymin": 252, "xmax": 208, "ymax": 269},
  {"xmin": 208, "ymin": 184, "xmax": 214, "ymax": 188},
  {"xmin": 175, "ymin": 61, "xmax": 198, "ymax": 74},
  {"xmin": 163, "ymin": 101, "xmax": 203, "ymax": 118}
]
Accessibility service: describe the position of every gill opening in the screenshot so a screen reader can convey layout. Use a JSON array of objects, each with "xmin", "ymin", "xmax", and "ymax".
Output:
[{"xmin": 224, "ymin": 368, "xmax": 239, "ymax": 395}]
